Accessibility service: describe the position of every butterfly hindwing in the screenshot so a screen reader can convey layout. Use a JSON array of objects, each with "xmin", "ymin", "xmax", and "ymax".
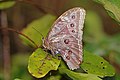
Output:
[{"xmin": 44, "ymin": 7, "xmax": 86, "ymax": 70}]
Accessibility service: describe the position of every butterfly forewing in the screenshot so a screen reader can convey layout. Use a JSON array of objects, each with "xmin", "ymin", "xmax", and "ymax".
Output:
[{"xmin": 44, "ymin": 7, "xmax": 86, "ymax": 70}]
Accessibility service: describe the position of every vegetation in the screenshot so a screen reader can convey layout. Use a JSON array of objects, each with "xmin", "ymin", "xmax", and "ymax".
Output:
[{"xmin": 0, "ymin": 0, "xmax": 120, "ymax": 80}]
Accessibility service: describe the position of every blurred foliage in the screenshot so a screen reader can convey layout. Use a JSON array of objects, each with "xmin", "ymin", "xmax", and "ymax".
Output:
[
  {"xmin": 11, "ymin": 53, "xmax": 33, "ymax": 80},
  {"xmin": 84, "ymin": 10, "xmax": 120, "ymax": 55},
  {"xmin": 46, "ymin": 74, "xmax": 62, "ymax": 80},
  {"xmin": 0, "ymin": 73, "xmax": 4, "ymax": 80},
  {"xmin": 93, "ymin": 0, "xmax": 120, "ymax": 24},
  {"xmin": 84, "ymin": 10, "xmax": 105, "ymax": 44},
  {"xmin": 0, "ymin": 1, "xmax": 16, "ymax": 10},
  {"xmin": 115, "ymin": 74, "xmax": 120, "ymax": 80},
  {"xmin": 14, "ymin": 79, "xmax": 21, "ymax": 80},
  {"xmin": 20, "ymin": 14, "xmax": 56, "ymax": 47}
]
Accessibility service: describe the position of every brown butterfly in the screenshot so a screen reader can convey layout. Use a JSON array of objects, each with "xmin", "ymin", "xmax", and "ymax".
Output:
[{"xmin": 43, "ymin": 7, "xmax": 86, "ymax": 70}]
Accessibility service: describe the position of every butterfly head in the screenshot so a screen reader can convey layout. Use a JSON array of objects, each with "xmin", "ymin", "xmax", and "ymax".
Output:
[{"xmin": 42, "ymin": 38, "xmax": 49, "ymax": 49}]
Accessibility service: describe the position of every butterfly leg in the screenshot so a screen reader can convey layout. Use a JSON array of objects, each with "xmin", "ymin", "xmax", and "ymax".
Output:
[{"xmin": 50, "ymin": 49, "xmax": 61, "ymax": 60}]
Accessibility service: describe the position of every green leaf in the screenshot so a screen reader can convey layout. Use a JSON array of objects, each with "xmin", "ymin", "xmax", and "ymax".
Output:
[
  {"xmin": 14, "ymin": 79, "xmax": 21, "ymax": 80},
  {"xmin": 81, "ymin": 50, "xmax": 115, "ymax": 77},
  {"xmin": 59, "ymin": 68, "xmax": 101, "ymax": 80},
  {"xmin": 93, "ymin": 0, "xmax": 120, "ymax": 24},
  {"xmin": 20, "ymin": 14, "xmax": 56, "ymax": 47},
  {"xmin": 0, "ymin": 1, "xmax": 16, "ymax": 10},
  {"xmin": 46, "ymin": 75, "xmax": 61, "ymax": 80},
  {"xmin": 115, "ymin": 74, "xmax": 120, "ymax": 80},
  {"xmin": 28, "ymin": 48, "xmax": 61, "ymax": 78}
]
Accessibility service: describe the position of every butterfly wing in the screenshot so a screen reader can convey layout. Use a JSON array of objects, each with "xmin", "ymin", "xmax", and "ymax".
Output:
[{"xmin": 44, "ymin": 7, "xmax": 86, "ymax": 70}]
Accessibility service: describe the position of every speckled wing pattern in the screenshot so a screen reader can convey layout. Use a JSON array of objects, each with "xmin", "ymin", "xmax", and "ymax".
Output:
[{"xmin": 44, "ymin": 7, "xmax": 86, "ymax": 70}]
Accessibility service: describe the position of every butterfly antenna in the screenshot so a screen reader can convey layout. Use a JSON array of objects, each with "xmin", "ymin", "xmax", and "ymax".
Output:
[{"xmin": 32, "ymin": 27, "xmax": 44, "ymax": 40}]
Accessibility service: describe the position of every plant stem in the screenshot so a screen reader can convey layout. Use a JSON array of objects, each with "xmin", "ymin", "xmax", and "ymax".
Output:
[
  {"xmin": 1, "ymin": 10, "xmax": 11, "ymax": 80},
  {"xmin": 0, "ymin": 27, "xmax": 39, "ymax": 48}
]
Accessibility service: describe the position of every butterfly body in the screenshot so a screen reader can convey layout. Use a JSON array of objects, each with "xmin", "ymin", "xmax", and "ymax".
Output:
[{"xmin": 43, "ymin": 7, "xmax": 86, "ymax": 70}]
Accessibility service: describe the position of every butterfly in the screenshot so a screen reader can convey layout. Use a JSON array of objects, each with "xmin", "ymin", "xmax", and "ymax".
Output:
[{"xmin": 43, "ymin": 7, "xmax": 86, "ymax": 70}]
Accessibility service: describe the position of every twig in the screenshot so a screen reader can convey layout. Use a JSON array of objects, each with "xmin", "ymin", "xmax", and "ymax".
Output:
[{"xmin": 0, "ymin": 27, "xmax": 39, "ymax": 48}]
